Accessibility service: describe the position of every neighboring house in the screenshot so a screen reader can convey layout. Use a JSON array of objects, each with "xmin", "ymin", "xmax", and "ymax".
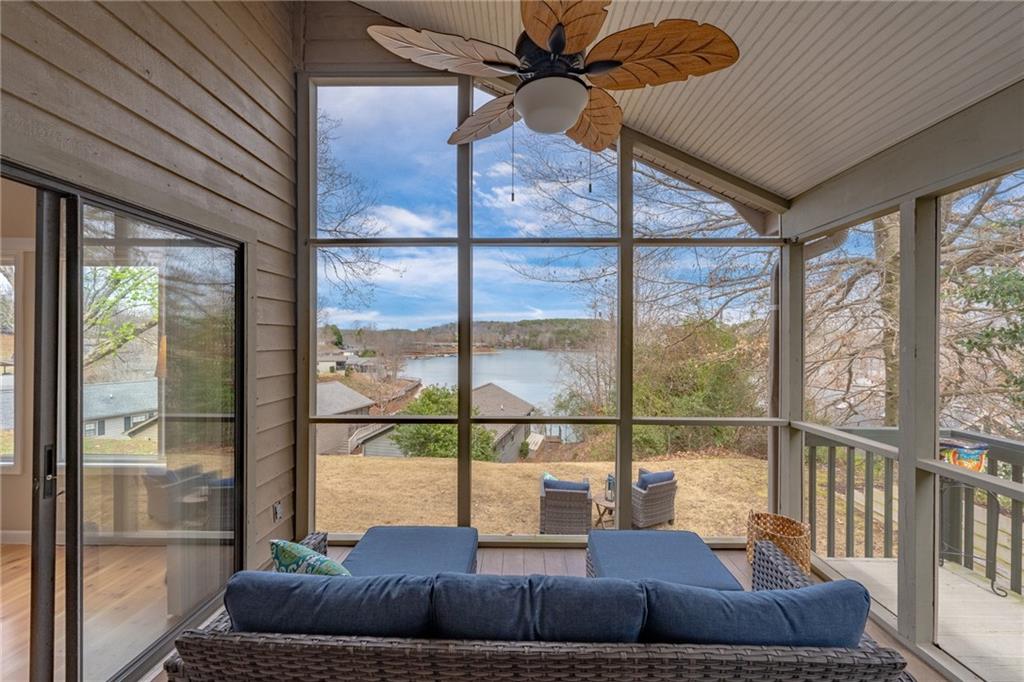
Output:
[
  {"xmin": 345, "ymin": 355, "xmax": 382, "ymax": 376},
  {"xmin": 316, "ymin": 345, "xmax": 349, "ymax": 374},
  {"xmin": 473, "ymin": 383, "xmax": 536, "ymax": 462},
  {"xmin": 82, "ymin": 379, "xmax": 158, "ymax": 438},
  {"xmin": 315, "ymin": 381, "xmax": 375, "ymax": 455},
  {"xmin": 358, "ymin": 383, "xmax": 535, "ymax": 462}
]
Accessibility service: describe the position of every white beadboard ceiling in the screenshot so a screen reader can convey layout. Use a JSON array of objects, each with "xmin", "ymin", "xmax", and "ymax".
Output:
[{"xmin": 358, "ymin": 1, "xmax": 1024, "ymax": 199}]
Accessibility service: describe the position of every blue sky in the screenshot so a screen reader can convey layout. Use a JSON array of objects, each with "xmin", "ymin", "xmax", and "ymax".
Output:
[
  {"xmin": 314, "ymin": 85, "xmax": 768, "ymax": 331},
  {"xmin": 316, "ymin": 84, "xmax": 614, "ymax": 330}
]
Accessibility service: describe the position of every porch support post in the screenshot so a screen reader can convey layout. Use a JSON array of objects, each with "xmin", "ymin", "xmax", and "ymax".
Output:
[
  {"xmin": 897, "ymin": 197, "xmax": 939, "ymax": 642},
  {"xmin": 295, "ymin": 75, "xmax": 315, "ymax": 540},
  {"xmin": 778, "ymin": 241, "xmax": 804, "ymax": 518},
  {"xmin": 614, "ymin": 130, "xmax": 634, "ymax": 528},
  {"xmin": 456, "ymin": 75, "xmax": 473, "ymax": 526}
]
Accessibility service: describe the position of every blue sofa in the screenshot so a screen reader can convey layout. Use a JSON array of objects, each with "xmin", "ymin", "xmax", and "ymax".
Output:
[{"xmin": 167, "ymin": 532, "xmax": 912, "ymax": 681}]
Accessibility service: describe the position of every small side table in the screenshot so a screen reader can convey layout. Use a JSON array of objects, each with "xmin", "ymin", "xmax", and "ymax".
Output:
[{"xmin": 594, "ymin": 496, "xmax": 616, "ymax": 529}]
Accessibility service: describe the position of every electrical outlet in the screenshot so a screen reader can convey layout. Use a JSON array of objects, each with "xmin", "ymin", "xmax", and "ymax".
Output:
[{"xmin": 272, "ymin": 500, "xmax": 284, "ymax": 523}]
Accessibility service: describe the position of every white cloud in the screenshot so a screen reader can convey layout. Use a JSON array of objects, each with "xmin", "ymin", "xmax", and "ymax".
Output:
[
  {"xmin": 485, "ymin": 161, "xmax": 514, "ymax": 178},
  {"xmin": 474, "ymin": 307, "xmax": 587, "ymax": 321},
  {"xmin": 320, "ymin": 307, "xmax": 381, "ymax": 325},
  {"xmin": 369, "ymin": 205, "xmax": 455, "ymax": 238}
]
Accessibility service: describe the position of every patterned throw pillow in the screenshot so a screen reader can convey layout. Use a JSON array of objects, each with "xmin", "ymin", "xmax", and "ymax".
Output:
[{"xmin": 270, "ymin": 540, "xmax": 351, "ymax": 576}]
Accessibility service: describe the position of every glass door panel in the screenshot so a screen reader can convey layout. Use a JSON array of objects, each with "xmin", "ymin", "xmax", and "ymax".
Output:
[{"xmin": 78, "ymin": 204, "xmax": 239, "ymax": 680}]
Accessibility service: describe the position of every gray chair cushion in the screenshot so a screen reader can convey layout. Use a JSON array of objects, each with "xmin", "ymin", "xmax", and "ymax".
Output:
[
  {"xmin": 433, "ymin": 573, "xmax": 646, "ymax": 642},
  {"xmin": 343, "ymin": 526, "xmax": 478, "ymax": 576},
  {"xmin": 224, "ymin": 571, "xmax": 433, "ymax": 637},
  {"xmin": 588, "ymin": 530, "xmax": 742, "ymax": 590},
  {"xmin": 643, "ymin": 579, "xmax": 870, "ymax": 648}
]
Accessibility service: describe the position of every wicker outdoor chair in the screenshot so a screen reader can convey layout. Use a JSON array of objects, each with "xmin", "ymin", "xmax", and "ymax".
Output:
[
  {"xmin": 631, "ymin": 469, "xmax": 677, "ymax": 528},
  {"xmin": 165, "ymin": 537, "xmax": 912, "ymax": 682},
  {"xmin": 538, "ymin": 479, "xmax": 592, "ymax": 534}
]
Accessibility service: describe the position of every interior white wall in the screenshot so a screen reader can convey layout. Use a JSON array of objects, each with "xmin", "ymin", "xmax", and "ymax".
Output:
[{"xmin": 0, "ymin": 178, "xmax": 35, "ymax": 539}]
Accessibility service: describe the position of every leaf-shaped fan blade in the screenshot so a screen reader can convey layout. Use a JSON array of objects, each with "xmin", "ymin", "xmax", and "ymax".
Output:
[
  {"xmin": 367, "ymin": 25, "xmax": 520, "ymax": 78},
  {"xmin": 565, "ymin": 87, "xmax": 622, "ymax": 152},
  {"xmin": 448, "ymin": 94, "xmax": 520, "ymax": 145},
  {"xmin": 521, "ymin": 1, "xmax": 611, "ymax": 54},
  {"xmin": 584, "ymin": 19, "xmax": 738, "ymax": 90}
]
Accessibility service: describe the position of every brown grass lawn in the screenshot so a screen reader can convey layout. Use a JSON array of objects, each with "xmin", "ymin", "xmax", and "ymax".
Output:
[{"xmin": 316, "ymin": 453, "xmax": 768, "ymax": 537}]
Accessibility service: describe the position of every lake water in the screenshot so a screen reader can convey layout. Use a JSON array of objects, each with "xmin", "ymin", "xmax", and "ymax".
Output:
[{"xmin": 403, "ymin": 349, "xmax": 573, "ymax": 413}]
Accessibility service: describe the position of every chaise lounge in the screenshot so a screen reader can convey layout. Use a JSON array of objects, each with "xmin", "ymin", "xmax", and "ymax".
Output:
[{"xmin": 166, "ymin": 529, "xmax": 911, "ymax": 681}]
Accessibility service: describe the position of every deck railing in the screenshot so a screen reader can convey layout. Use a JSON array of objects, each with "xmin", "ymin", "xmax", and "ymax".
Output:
[{"xmin": 800, "ymin": 424, "xmax": 1023, "ymax": 596}]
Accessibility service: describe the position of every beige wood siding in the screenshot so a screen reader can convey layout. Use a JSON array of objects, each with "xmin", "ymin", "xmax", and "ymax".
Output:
[
  {"xmin": 299, "ymin": 1, "xmax": 434, "ymax": 75},
  {"xmin": 1, "ymin": 0, "xmax": 298, "ymax": 568}
]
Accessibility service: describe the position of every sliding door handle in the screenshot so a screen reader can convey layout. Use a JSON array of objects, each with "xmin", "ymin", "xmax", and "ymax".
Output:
[{"xmin": 43, "ymin": 444, "xmax": 57, "ymax": 498}]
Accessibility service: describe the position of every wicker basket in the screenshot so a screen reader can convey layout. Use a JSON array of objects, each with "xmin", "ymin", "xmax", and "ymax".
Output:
[{"xmin": 746, "ymin": 511, "xmax": 811, "ymax": 574}]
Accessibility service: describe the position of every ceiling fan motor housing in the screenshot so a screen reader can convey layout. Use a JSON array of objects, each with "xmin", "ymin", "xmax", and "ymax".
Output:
[{"xmin": 514, "ymin": 31, "xmax": 585, "ymax": 79}]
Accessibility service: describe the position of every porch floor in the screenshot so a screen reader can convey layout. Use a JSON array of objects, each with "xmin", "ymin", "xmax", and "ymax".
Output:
[{"xmin": 830, "ymin": 557, "xmax": 1024, "ymax": 681}]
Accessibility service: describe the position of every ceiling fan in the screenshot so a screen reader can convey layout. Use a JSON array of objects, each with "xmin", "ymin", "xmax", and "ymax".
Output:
[{"xmin": 367, "ymin": 1, "xmax": 739, "ymax": 152}]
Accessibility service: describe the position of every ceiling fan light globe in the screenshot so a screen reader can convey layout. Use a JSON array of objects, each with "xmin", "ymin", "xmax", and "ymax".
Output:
[{"xmin": 514, "ymin": 76, "xmax": 588, "ymax": 134}]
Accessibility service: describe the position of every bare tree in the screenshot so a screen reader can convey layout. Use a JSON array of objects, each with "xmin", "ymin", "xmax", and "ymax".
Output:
[
  {"xmin": 514, "ymin": 137, "xmax": 1023, "ymax": 440},
  {"xmin": 316, "ymin": 111, "xmax": 386, "ymax": 304},
  {"xmin": 510, "ymin": 136, "xmax": 773, "ymax": 421}
]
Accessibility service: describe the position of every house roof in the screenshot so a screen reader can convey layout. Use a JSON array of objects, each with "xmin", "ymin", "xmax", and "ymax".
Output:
[
  {"xmin": 317, "ymin": 381, "xmax": 375, "ymax": 415},
  {"xmin": 83, "ymin": 379, "xmax": 157, "ymax": 420},
  {"xmin": 354, "ymin": 382, "xmax": 535, "ymax": 451},
  {"xmin": 360, "ymin": 1, "xmax": 1023, "ymax": 200},
  {"xmin": 473, "ymin": 383, "xmax": 534, "ymax": 443},
  {"xmin": 317, "ymin": 345, "xmax": 348, "ymax": 361},
  {"xmin": 473, "ymin": 382, "xmax": 534, "ymax": 418}
]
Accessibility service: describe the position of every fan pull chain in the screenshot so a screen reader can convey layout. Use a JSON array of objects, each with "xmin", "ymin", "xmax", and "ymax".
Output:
[
  {"xmin": 587, "ymin": 94, "xmax": 593, "ymax": 193},
  {"xmin": 511, "ymin": 119, "xmax": 516, "ymax": 202},
  {"xmin": 589, "ymin": 150, "xmax": 593, "ymax": 194}
]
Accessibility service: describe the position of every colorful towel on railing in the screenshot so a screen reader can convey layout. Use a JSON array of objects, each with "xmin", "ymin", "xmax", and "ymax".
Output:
[{"xmin": 939, "ymin": 438, "xmax": 988, "ymax": 472}]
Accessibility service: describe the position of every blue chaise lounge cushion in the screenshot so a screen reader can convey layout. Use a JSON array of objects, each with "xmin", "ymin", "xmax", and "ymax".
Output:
[
  {"xmin": 433, "ymin": 573, "xmax": 646, "ymax": 642},
  {"xmin": 588, "ymin": 530, "xmax": 742, "ymax": 590},
  {"xmin": 224, "ymin": 571, "xmax": 433, "ymax": 637},
  {"xmin": 643, "ymin": 579, "xmax": 870, "ymax": 648},
  {"xmin": 342, "ymin": 525, "xmax": 478, "ymax": 576}
]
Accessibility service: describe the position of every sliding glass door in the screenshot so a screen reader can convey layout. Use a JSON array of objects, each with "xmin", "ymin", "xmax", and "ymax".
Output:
[
  {"xmin": 71, "ymin": 202, "xmax": 243, "ymax": 680},
  {"xmin": 3, "ymin": 165, "xmax": 245, "ymax": 682}
]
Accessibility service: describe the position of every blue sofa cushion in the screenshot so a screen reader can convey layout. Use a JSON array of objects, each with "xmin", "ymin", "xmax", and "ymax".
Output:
[
  {"xmin": 588, "ymin": 530, "xmax": 742, "ymax": 590},
  {"xmin": 543, "ymin": 477, "xmax": 589, "ymax": 491},
  {"xmin": 433, "ymin": 573, "xmax": 646, "ymax": 642},
  {"xmin": 224, "ymin": 571, "xmax": 433, "ymax": 637},
  {"xmin": 343, "ymin": 526, "xmax": 478, "ymax": 576},
  {"xmin": 637, "ymin": 470, "xmax": 674, "ymax": 490},
  {"xmin": 643, "ymin": 579, "xmax": 870, "ymax": 648}
]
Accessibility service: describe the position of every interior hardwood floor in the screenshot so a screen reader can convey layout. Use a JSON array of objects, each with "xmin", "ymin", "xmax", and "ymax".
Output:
[{"xmin": 2, "ymin": 543, "xmax": 172, "ymax": 682}]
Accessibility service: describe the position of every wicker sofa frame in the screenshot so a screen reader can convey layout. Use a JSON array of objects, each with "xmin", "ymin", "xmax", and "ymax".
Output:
[
  {"xmin": 538, "ymin": 479, "xmax": 592, "ymax": 534},
  {"xmin": 166, "ymin": 535, "xmax": 910, "ymax": 681}
]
